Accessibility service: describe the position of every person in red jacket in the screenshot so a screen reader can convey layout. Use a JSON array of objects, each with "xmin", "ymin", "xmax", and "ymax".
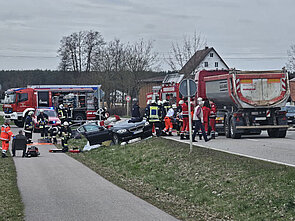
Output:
[
  {"xmin": 209, "ymin": 99, "xmax": 217, "ymax": 139},
  {"xmin": 202, "ymin": 99, "xmax": 211, "ymax": 134},
  {"xmin": 1, "ymin": 119, "xmax": 14, "ymax": 158},
  {"xmin": 180, "ymin": 98, "xmax": 189, "ymax": 139}
]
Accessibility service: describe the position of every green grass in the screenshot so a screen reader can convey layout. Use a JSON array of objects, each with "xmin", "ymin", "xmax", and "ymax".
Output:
[
  {"xmin": 68, "ymin": 137, "xmax": 295, "ymax": 220},
  {"xmin": 0, "ymin": 116, "xmax": 24, "ymax": 221},
  {"xmin": 0, "ymin": 153, "xmax": 24, "ymax": 221}
]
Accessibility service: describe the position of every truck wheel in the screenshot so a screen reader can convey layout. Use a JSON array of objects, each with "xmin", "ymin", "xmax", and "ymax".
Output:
[
  {"xmin": 112, "ymin": 133, "xmax": 121, "ymax": 145},
  {"xmin": 14, "ymin": 120, "xmax": 24, "ymax": 128},
  {"xmin": 224, "ymin": 118, "xmax": 231, "ymax": 138},
  {"xmin": 278, "ymin": 130, "xmax": 287, "ymax": 138},
  {"xmin": 74, "ymin": 113, "xmax": 85, "ymax": 121},
  {"xmin": 267, "ymin": 129, "xmax": 279, "ymax": 138},
  {"xmin": 230, "ymin": 118, "xmax": 241, "ymax": 139}
]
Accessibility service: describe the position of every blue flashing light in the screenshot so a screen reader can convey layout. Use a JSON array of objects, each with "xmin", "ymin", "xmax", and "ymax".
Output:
[
  {"xmin": 53, "ymin": 121, "xmax": 56, "ymax": 124},
  {"xmin": 50, "ymin": 107, "xmax": 54, "ymax": 110}
]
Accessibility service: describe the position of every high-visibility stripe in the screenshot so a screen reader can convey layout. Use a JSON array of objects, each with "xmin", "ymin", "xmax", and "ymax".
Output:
[
  {"xmin": 267, "ymin": 79, "xmax": 280, "ymax": 83},
  {"xmin": 240, "ymin": 79, "xmax": 253, "ymax": 84}
]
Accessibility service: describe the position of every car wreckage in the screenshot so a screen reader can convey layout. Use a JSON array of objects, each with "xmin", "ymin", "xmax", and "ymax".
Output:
[{"xmin": 76, "ymin": 118, "xmax": 152, "ymax": 145}]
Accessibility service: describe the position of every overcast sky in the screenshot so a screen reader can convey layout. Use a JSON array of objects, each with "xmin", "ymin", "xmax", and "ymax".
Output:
[{"xmin": 0, "ymin": 0, "xmax": 294, "ymax": 71}]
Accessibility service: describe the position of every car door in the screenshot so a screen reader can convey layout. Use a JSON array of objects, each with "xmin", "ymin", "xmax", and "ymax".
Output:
[{"xmin": 79, "ymin": 124, "xmax": 111, "ymax": 145}]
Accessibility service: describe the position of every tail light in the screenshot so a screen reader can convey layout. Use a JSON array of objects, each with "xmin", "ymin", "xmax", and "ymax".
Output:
[{"xmin": 233, "ymin": 113, "xmax": 243, "ymax": 117}]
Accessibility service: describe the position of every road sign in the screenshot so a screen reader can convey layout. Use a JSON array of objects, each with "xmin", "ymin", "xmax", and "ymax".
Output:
[
  {"xmin": 125, "ymin": 95, "xmax": 131, "ymax": 102},
  {"xmin": 179, "ymin": 79, "xmax": 197, "ymax": 97},
  {"xmin": 94, "ymin": 89, "xmax": 105, "ymax": 99}
]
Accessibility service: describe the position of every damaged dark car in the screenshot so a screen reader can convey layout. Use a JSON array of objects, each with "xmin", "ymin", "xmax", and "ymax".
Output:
[{"xmin": 76, "ymin": 119, "xmax": 152, "ymax": 146}]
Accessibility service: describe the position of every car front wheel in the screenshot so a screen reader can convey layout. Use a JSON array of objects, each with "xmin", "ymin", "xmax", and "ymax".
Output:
[{"xmin": 112, "ymin": 133, "xmax": 121, "ymax": 145}]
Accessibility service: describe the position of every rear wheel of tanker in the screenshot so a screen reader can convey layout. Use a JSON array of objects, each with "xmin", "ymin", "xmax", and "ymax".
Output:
[
  {"xmin": 230, "ymin": 118, "xmax": 241, "ymax": 139},
  {"xmin": 224, "ymin": 118, "xmax": 231, "ymax": 138},
  {"xmin": 278, "ymin": 130, "xmax": 287, "ymax": 138},
  {"xmin": 74, "ymin": 113, "xmax": 85, "ymax": 121},
  {"xmin": 14, "ymin": 120, "xmax": 24, "ymax": 128},
  {"xmin": 267, "ymin": 129, "xmax": 279, "ymax": 138}
]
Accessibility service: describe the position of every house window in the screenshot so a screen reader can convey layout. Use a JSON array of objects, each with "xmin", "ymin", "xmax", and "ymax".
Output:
[
  {"xmin": 210, "ymin": 53, "xmax": 213, "ymax": 57},
  {"xmin": 204, "ymin": 62, "xmax": 208, "ymax": 67},
  {"xmin": 215, "ymin": 62, "xmax": 218, "ymax": 67}
]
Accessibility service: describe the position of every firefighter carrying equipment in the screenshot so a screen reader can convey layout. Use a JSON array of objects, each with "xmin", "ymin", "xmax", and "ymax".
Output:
[{"xmin": 60, "ymin": 122, "xmax": 71, "ymax": 152}]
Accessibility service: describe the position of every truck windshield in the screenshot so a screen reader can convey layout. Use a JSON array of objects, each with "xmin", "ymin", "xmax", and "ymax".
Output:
[{"xmin": 3, "ymin": 92, "xmax": 16, "ymax": 104}]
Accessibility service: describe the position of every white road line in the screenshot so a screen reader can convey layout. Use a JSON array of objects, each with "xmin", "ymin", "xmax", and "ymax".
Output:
[{"xmin": 164, "ymin": 137, "xmax": 295, "ymax": 168}]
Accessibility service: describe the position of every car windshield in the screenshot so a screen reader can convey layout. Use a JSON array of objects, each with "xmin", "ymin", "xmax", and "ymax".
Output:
[
  {"xmin": 282, "ymin": 106, "xmax": 295, "ymax": 113},
  {"xmin": 35, "ymin": 109, "xmax": 57, "ymax": 117},
  {"xmin": 3, "ymin": 92, "xmax": 16, "ymax": 104}
]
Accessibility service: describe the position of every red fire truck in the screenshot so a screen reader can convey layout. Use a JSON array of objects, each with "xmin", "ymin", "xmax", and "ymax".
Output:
[
  {"xmin": 2, "ymin": 85, "xmax": 104, "ymax": 127},
  {"xmin": 145, "ymin": 73, "xmax": 185, "ymax": 105}
]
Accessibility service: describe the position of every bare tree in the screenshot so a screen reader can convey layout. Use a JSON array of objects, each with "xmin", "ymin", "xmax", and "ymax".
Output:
[
  {"xmin": 57, "ymin": 30, "xmax": 105, "ymax": 72},
  {"xmin": 287, "ymin": 45, "xmax": 295, "ymax": 72},
  {"xmin": 166, "ymin": 31, "xmax": 207, "ymax": 71}
]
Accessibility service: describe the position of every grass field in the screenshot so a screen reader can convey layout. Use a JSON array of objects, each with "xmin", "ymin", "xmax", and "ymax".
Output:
[
  {"xmin": 0, "ymin": 116, "xmax": 24, "ymax": 221},
  {"xmin": 68, "ymin": 137, "xmax": 295, "ymax": 220}
]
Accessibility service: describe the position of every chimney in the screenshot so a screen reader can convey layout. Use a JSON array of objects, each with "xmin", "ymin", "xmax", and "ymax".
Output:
[{"xmin": 205, "ymin": 46, "xmax": 209, "ymax": 49}]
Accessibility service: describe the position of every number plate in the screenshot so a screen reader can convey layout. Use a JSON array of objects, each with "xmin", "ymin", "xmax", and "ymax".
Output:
[
  {"xmin": 133, "ymin": 130, "xmax": 143, "ymax": 134},
  {"xmin": 255, "ymin": 117, "xmax": 266, "ymax": 121}
]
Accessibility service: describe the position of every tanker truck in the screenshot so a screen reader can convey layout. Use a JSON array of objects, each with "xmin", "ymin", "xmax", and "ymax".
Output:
[{"xmin": 195, "ymin": 69, "xmax": 290, "ymax": 138}]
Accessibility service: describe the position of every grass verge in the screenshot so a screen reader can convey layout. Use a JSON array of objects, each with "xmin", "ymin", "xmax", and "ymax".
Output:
[
  {"xmin": 68, "ymin": 137, "xmax": 295, "ymax": 220},
  {"xmin": 0, "ymin": 116, "xmax": 24, "ymax": 221},
  {"xmin": 0, "ymin": 151, "xmax": 24, "ymax": 221}
]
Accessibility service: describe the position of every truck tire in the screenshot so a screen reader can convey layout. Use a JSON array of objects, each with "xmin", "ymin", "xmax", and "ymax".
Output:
[
  {"xmin": 267, "ymin": 129, "xmax": 279, "ymax": 138},
  {"xmin": 224, "ymin": 117, "xmax": 231, "ymax": 138},
  {"xmin": 278, "ymin": 130, "xmax": 287, "ymax": 138},
  {"xmin": 230, "ymin": 118, "xmax": 241, "ymax": 139},
  {"xmin": 14, "ymin": 120, "xmax": 24, "ymax": 128},
  {"xmin": 74, "ymin": 113, "xmax": 85, "ymax": 121}
]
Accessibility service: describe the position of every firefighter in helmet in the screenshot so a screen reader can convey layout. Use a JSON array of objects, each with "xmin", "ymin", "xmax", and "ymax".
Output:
[
  {"xmin": 24, "ymin": 111, "xmax": 34, "ymax": 143},
  {"xmin": 60, "ymin": 121, "xmax": 71, "ymax": 152},
  {"xmin": 58, "ymin": 104, "xmax": 66, "ymax": 125},
  {"xmin": 37, "ymin": 109, "xmax": 49, "ymax": 139},
  {"xmin": 148, "ymin": 100, "xmax": 162, "ymax": 136},
  {"xmin": 180, "ymin": 98, "xmax": 189, "ymax": 139}
]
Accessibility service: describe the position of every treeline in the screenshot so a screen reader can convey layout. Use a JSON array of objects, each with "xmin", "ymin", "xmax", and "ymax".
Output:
[{"xmin": 0, "ymin": 70, "xmax": 165, "ymax": 107}]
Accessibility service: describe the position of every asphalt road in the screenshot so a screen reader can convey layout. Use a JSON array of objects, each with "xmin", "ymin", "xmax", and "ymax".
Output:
[
  {"xmin": 165, "ymin": 130, "xmax": 295, "ymax": 167},
  {"xmin": 10, "ymin": 126, "xmax": 178, "ymax": 221}
]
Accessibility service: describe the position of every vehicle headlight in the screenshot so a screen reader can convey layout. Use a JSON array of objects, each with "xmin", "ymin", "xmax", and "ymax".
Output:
[
  {"xmin": 145, "ymin": 121, "xmax": 150, "ymax": 126},
  {"xmin": 117, "ymin": 129, "xmax": 127, "ymax": 134}
]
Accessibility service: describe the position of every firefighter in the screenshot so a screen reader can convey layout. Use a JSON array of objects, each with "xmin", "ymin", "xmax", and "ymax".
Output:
[
  {"xmin": 163, "ymin": 99, "xmax": 172, "ymax": 117},
  {"xmin": 176, "ymin": 100, "xmax": 183, "ymax": 135},
  {"xmin": 162, "ymin": 104, "xmax": 174, "ymax": 136},
  {"xmin": 64, "ymin": 104, "xmax": 73, "ymax": 124},
  {"xmin": 37, "ymin": 109, "xmax": 49, "ymax": 140},
  {"xmin": 202, "ymin": 99, "xmax": 211, "ymax": 135},
  {"xmin": 60, "ymin": 121, "xmax": 71, "ymax": 152},
  {"xmin": 58, "ymin": 104, "xmax": 66, "ymax": 125},
  {"xmin": 24, "ymin": 111, "xmax": 34, "ymax": 144},
  {"xmin": 48, "ymin": 125, "xmax": 59, "ymax": 144},
  {"xmin": 209, "ymin": 99, "xmax": 217, "ymax": 139},
  {"xmin": 180, "ymin": 98, "xmax": 189, "ymax": 139},
  {"xmin": 1, "ymin": 119, "xmax": 14, "ymax": 158},
  {"xmin": 148, "ymin": 100, "xmax": 162, "ymax": 136}
]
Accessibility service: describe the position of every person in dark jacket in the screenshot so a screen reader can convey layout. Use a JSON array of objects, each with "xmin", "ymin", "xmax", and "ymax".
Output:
[
  {"xmin": 37, "ymin": 109, "xmax": 49, "ymax": 139},
  {"xmin": 131, "ymin": 98, "xmax": 142, "ymax": 122},
  {"xmin": 24, "ymin": 111, "xmax": 34, "ymax": 143}
]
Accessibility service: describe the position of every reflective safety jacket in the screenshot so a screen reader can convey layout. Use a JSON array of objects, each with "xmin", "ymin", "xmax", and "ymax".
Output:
[
  {"xmin": 0, "ymin": 125, "xmax": 14, "ymax": 141},
  {"xmin": 181, "ymin": 103, "xmax": 189, "ymax": 117},
  {"xmin": 58, "ymin": 109, "xmax": 66, "ymax": 120},
  {"xmin": 210, "ymin": 103, "xmax": 217, "ymax": 118},
  {"xmin": 37, "ymin": 113, "xmax": 49, "ymax": 128},
  {"xmin": 60, "ymin": 126, "xmax": 72, "ymax": 138},
  {"xmin": 149, "ymin": 105, "xmax": 160, "ymax": 122}
]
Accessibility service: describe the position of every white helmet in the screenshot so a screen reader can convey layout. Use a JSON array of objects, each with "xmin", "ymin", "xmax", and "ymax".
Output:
[
  {"xmin": 172, "ymin": 104, "xmax": 177, "ymax": 108},
  {"xmin": 63, "ymin": 121, "xmax": 69, "ymax": 126},
  {"xmin": 157, "ymin": 100, "xmax": 162, "ymax": 105},
  {"xmin": 59, "ymin": 104, "xmax": 64, "ymax": 109},
  {"xmin": 40, "ymin": 109, "xmax": 44, "ymax": 113},
  {"xmin": 179, "ymin": 100, "xmax": 184, "ymax": 105},
  {"xmin": 197, "ymin": 97, "xmax": 203, "ymax": 104},
  {"xmin": 28, "ymin": 111, "xmax": 34, "ymax": 116}
]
